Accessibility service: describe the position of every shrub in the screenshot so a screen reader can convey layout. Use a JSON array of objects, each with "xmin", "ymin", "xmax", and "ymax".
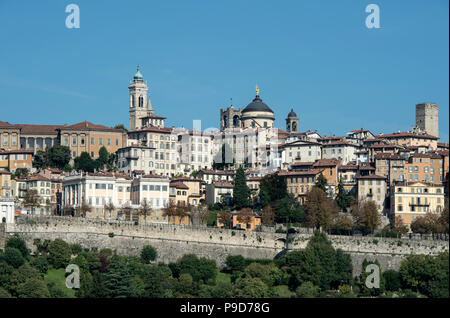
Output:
[
  {"xmin": 6, "ymin": 235, "xmax": 29, "ymax": 258},
  {"xmin": 140, "ymin": 245, "xmax": 157, "ymax": 264},
  {"xmin": 47, "ymin": 239, "xmax": 71, "ymax": 269},
  {"xmin": 4, "ymin": 248, "xmax": 25, "ymax": 268}
]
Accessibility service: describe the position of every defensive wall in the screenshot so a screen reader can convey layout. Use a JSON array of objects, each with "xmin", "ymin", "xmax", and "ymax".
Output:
[{"xmin": 1, "ymin": 216, "xmax": 448, "ymax": 276}]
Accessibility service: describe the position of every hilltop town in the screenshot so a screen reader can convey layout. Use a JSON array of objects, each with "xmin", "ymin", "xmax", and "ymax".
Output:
[{"xmin": 1, "ymin": 67, "xmax": 449, "ymax": 236}]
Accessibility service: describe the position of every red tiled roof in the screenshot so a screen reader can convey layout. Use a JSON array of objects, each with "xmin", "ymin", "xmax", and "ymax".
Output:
[
  {"xmin": 279, "ymin": 168, "xmax": 324, "ymax": 176},
  {"xmin": 61, "ymin": 121, "xmax": 123, "ymax": 132},
  {"xmin": 212, "ymin": 181, "xmax": 233, "ymax": 188},
  {"xmin": 374, "ymin": 153, "xmax": 404, "ymax": 160},
  {"xmin": 381, "ymin": 132, "xmax": 438, "ymax": 140},
  {"xmin": 356, "ymin": 174, "xmax": 386, "ymax": 180},
  {"xmin": 169, "ymin": 181, "xmax": 189, "ymax": 189},
  {"xmin": 14, "ymin": 124, "xmax": 64, "ymax": 135},
  {"xmin": 313, "ymin": 158, "xmax": 341, "ymax": 167},
  {"xmin": 128, "ymin": 127, "xmax": 173, "ymax": 134}
]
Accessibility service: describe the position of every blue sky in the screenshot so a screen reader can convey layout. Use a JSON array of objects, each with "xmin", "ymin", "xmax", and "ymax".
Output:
[{"xmin": 0, "ymin": 0, "xmax": 448, "ymax": 141}]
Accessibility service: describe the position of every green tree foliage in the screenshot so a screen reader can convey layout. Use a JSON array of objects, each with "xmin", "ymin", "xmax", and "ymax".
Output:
[
  {"xmin": 103, "ymin": 256, "xmax": 134, "ymax": 298},
  {"xmin": 4, "ymin": 248, "xmax": 25, "ymax": 268},
  {"xmin": 296, "ymin": 281, "xmax": 320, "ymax": 298},
  {"xmin": 383, "ymin": 270, "xmax": 401, "ymax": 292},
  {"xmin": 233, "ymin": 167, "xmax": 251, "ymax": 209},
  {"xmin": 8, "ymin": 264, "xmax": 44, "ymax": 297},
  {"xmin": 0, "ymin": 287, "xmax": 11, "ymax": 298},
  {"xmin": 30, "ymin": 256, "xmax": 49, "ymax": 274},
  {"xmin": 47, "ymin": 239, "xmax": 71, "ymax": 269},
  {"xmin": 315, "ymin": 173, "xmax": 328, "ymax": 193},
  {"xmin": 140, "ymin": 245, "xmax": 157, "ymax": 264},
  {"xmin": 233, "ymin": 277, "xmax": 270, "ymax": 298},
  {"xmin": 225, "ymin": 255, "xmax": 247, "ymax": 273},
  {"xmin": 74, "ymin": 152, "xmax": 98, "ymax": 172},
  {"xmin": 170, "ymin": 254, "xmax": 217, "ymax": 283},
  {"xmin": 335, "ymin": 180, "xmax": 354, "ymax": 212},
  {"xmin": 17, "ymin": 277, "xmax": 50, "ymax": 298},
  {"xmin": 399, "ymin": 251, "xmax": 449, "ymax": 298},
  {"xmin": 97, "ymin": 146, "xmax": 109, "ymax": 170},
  {"xmin": 276, "ymin": 232, "xmax": 352, "ymax": 291},
  {"xmin": 141, "ymin": 264, "xmax": 174, "ymax": 298},
  {"xmin": 32, "ymin": 144, "xmax": 71, "ymax": 170},
  {"xmin": 259, "ymin": 173, "xmax": 288, "ymax": 205},
  {"xmin": 274, "ymin": 194, "xmax": 305, "ymax": 224},
  {"xmin": 6, "ymin": 235, "xmax": 29, "ymax": 258}
]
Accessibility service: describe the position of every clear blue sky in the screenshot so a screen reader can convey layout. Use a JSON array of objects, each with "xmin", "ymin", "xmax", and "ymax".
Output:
[{"xmin": 0, "ymin": 0, "xmax": 448, "ymax": 141}]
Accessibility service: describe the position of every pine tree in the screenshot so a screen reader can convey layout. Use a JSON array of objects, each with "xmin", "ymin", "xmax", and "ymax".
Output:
[
  {"xmin": 335, "ymin": 179, "xmax": 354, "ymax": 212},
  {"xmin": 315, "ymin": 173, "xmax": 328, "ymax": 193},
  {"xmin": 233, "ymin": 167, "xmax": 251, "ymax": 209}
]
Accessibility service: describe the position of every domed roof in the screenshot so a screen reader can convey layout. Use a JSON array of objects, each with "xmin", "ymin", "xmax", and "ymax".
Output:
[
  {"xmin": 242, "ymin": 95, "xmax": 273, "ymax": 113},
  {"xmin": 133, "ymin": 65, "xmax": 143, "ymax": 81},
  {"xmin": 287, "ymin": 108, "xmax": 297, "ymax": 118}
]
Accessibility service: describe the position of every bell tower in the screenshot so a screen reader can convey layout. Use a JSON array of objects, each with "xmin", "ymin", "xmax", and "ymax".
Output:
[
  {"xmin": 286, "ymin": 108, "xmax": 299, "ymax": 133},
  {"xmin": 129, "ymin": 65, "xmax": 151, "ymax": 131}
]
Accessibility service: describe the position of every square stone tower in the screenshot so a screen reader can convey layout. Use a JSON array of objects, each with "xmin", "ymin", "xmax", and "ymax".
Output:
[{"xmin": 416, "ymin": 103, "xmax": 439, "ymax": 137}]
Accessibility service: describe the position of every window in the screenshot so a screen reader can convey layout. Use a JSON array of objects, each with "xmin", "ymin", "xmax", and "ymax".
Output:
[
  {"xmin": 91, "ymin": 137, "xmax": 95, "ymax": 144},
  {"xmin": 99, "ymin": 138, "xmax": 103, "ymax": 145},
  {"xmin": 116, "ymin": 139, "xmax": 118, "ymax": 146},
  {"xmin": 107, "ymin": 138, "xmax": 111, "ymax": 146},
  {"xmin": 73, "ymin": 136, "xmax": 77, "ymax": 145}
]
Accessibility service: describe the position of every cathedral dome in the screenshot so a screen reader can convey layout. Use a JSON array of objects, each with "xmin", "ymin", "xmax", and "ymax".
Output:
[
  {"xmin": 242, "ymin": 95, "xmax": 274, "ymax": 114},
  {"xmin": 133, "ymin": 65, "xmax": 143, "ymax": 81},
  {"xmin": 287, "ymin": 108, "xmax": 297, "ymax": 118}
]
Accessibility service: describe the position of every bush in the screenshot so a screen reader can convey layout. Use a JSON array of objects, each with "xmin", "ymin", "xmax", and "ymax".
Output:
[
  {"xmin": 31, "ymin": 256, "xmax": 49, "ymax": 274},
  {"xmin": 296, "ymin": 282, "xmax": 320, "ymax": 298},
  {"xmin": 47, "ymin": 239, "xmax": 71, "ymax": 269},
  {"xmin": 383, "ymin": 270, "xmax": 401, "ymax": 291},
  {"xmin": 6, "ymin": 235, "xmax": 29, "ymax": 258},
  {"xmin": 140, "ymin": 245, "xmax": 157, "ymax": 264},
  {"xmin": 4, "ymin": 247, "xmax": 25, "ymax": 268},
  {"xmin": 225, "ymin": 255, "xmax": 247, "ymax": 273}
]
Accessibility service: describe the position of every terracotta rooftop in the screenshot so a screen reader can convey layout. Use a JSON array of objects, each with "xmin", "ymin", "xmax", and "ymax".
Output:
[
  {"xmin": 279, "ymin": 168, "xmax": 325, "ymax": 176},
  {"xmin": 169, "ymin": 181, "xmax": 189, "ymax": 189},
  {"xmin": 381, "ymin": 132, "xmax": 439, "ymax": 140},
  {"xmin": 212, "ymin": 181, "xmax": 233, "ymax": 188},
  {"xmin": 374, "ymin": 153, "xmax": 404, "ymax": 160},
  {"xmin": 356, "ymin": 174, "xmax": 386, "ymax": 180},
  {"xmin": 313, "ymin": 158, "xmax": 341, "ymax": 167}
]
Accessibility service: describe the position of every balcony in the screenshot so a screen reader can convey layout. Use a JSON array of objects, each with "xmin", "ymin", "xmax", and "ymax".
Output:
[{"xmin": 125, "ymin": 154, "xmax": 139, "ymax": 160}]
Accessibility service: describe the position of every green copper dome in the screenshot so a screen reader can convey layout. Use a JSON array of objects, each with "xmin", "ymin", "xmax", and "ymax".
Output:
[{"xmin": 133, "ymin": 65, "xmax": 143, "ymax": 81}]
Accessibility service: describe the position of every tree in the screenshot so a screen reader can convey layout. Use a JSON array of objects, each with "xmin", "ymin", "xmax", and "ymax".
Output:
[
  {"xmin": 120, "ymin": 203, "xmax": 132, "ymax": 221},
  {"xmin": 114, "ymin": 124, "xmax": 128, "ymax": 132},
  {"xmin": 233, "ymin": 277, "xmax": 270, "ymax": 298},
  {"xmin": 315, "ymin": 173, "xmax": 328, "ymax": 193},
  {"xmin": 104, "ymin": 202, "xmax": 115, "ymax": 219},
  {"xmin": 274, "ymin": 194, "xmax": 305, "ymax": 224},
  {"xmin": 6, "ymin": 235, "xmax": 29, "ymax": 258},
  {"xmin": 140, "ymin": 245, "xmax": 157, "ymax": 264},
  {"xmin": 331, "ymin": 214, "xmax": 354, "ymax": 235},
  {"xmin": 217, "ymin": 211, "xmax": 232, "ymax": 229},
  {"xmin": 392, "ymin": 216, "xmax": 408, "ymax": 235},
  {"xmin": 261, "ymin": 205, "xmax": 275, "ymax": 225},
  {"xmin": 383, "ymin": 270, "xmax": 401, "ymax": 291},
  {"xmin": 47, "ymin": 239, "xmax": 71, "ymax": 269},
  {"xmin": 32, "ymin": 145, "xmax": 71, "ymax": 170},
  {"xmin": 103, "ymin": 256, "xmax": 134, "ymax": 298},
  {"xmin": 225, "ymin": 255, "xmax": 247, "ymax": 273},
  {"xmin": 46, "ymin": 144, "xmax": 71, "ymax": 170},
  {"xmin": 12, "ymin": 168, "xmax": 29, "ymax": 179},
  {"xmin": 296, "ymin": 281, "xmax": 320, "ymax": 298},
  {"xmin": 259, "ymin": 173, "xmax": 288, "ymax": 205},
  {"xmin": 74, "ymin": 152, "xmax": 98, "ymax": 173},
  {"xmin": 439, "ymin": 201, "xmax": 449, "ymax": 234},
  {"xmin": 139, "ymin": 199, "xmax": 151, "ymax": 222},
  {"xmin": 335, "ymin": 179, "xmax": 354, "ymax": 212},
  {"xmin": 352, "ymin": 200, "xmax": 380, "ymax": 234},
  {"xmin": 3, "ymin": 248, "xmax": 25, "ymax": 268},
  {"xmin": 162, "ymin": 201, "xmax": 177, "ymax": 224},
  {"xmin": 304, "ymin": 187, "xmax": 338, "ymax": 230},
  {"xmin": 237, "ymin": 208, "xmax": 254, "ymax": 228},
  {"xmin": 76, "ymin": 200, "xmax": 91, "ymax": 217},
  {"xmin": 410, "ymin": 216, "xmax": 428, "ymax": 234},
  {"xmin": 233, "ymin": 167, "xmax": 251, "ymax": 209},
  {"xmin": 97, "ymin": 146, "xmax": 109, "ymax": 170},
  {"xmin": 23, "ymin": 189, "xmax": 41, "ymax": 214}
]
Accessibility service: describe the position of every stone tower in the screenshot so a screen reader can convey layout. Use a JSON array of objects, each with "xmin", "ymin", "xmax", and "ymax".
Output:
[
  {"xmin": 129, "ymin": 66, "xmax": 152, "ymax": 131},
  {"xmin": 416, "ymin": 103, "xmax": 439, "ymax": 137},
  {"xmin": 286, "ymin": 108, "xmax": 299, "ymax": 133}
]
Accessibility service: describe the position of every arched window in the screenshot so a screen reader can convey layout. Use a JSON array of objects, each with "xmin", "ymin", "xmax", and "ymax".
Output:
[
  {"xmin": 292, "ymin": 122, "xmax": 297, "ymax": 132},
  {"xmin": 131, "ymin": 95, "xmax": 135, "ymax": 107},
  {"xmin": 139, "ymin": 96, "xmax": 144, "ymax": 107}
]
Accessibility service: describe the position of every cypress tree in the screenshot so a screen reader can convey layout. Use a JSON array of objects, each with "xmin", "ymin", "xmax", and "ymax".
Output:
[{"xmin": 233, "ymin": 167, "xmax": 251, "ymax": 209}]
